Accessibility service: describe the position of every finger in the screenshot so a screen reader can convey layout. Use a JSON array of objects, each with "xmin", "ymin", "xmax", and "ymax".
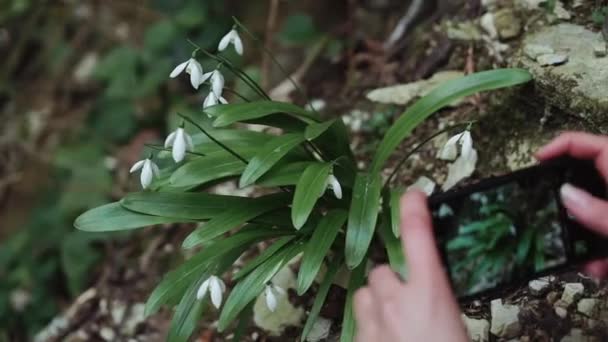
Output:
[
  {"xmin": 399, "ymin": 190, "xmax": 445, "ymax": 285},
  {"xmin": 560, "ymin": 183, "xmax": 608, "ymax": 235},
  {"xmin": 535, "ymin": 132, "xmax": 608, "ymax": 179},
  {"xmin": 583, "ymin": 260, "xmax": 608, "ymax": 279},
  {"xmin": 368, "ymin": 265, "xmax": 402, "ymax": 302},
  {"xmin": 353, "ymin": 288, "xmax": 380, "ymax": 341}
]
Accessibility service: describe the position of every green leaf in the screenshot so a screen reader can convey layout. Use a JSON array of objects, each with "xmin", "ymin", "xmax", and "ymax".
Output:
[
  {"xmin": 378, "ymin": 214, "xmax": 407, "ymax": 279},
  {"xmin": 389, "ymin": 188, "xmax": 404, "ymax": 237},
  {"xmin": 256, "ymin": 161, "xmax": 313, "ymax": 187},
  {"xmin": 301, "ymin": 256, "xmax": 342, "ymax": 341},
  {"xmin": 146, "ymin": 226, "xmax": 281, "ymax": 316},
  {"xmin": 191, "ymin": 129, "xmax": 271, "ymax": 154},
  {"xmin": 170, "ymin": 153, "xmax": 246, "ymax": 188},
  {"xmin": 297, "ymin": 209, "xmax": 347, "ymax": 294},
  {"xmin": 291, "ymin": 163, "xmax": 332, "ymax": 229},
  {"xmin": 341, "ymin": 260, "xmax": 367, "ymax": 342},
  {"xmin": 182, "ymin": 193, "xmax": 291, "ymax": 249},
  {"xmin": 370, "ymin": 69, "xmax": 532, "ymax": 173},
  {"xmin": 218, "ymin": 242, "xmax": 305, "ymax": 331},
  {"xmin": 74, "ymin": 202, "xmax": 185, "ymax": 232},
  {"xmin": 121, "ymin": 192, "xmax": 252, "ymax": 219},
  {"xmin": 207, "ymin": 101, "xmax": 318, "ymax": 127},
  {"xmin": 233, "ymin": 236, "xmax": 295, "ymax": 281},
  {"xmin": 239, "ymin": 133, "xmax": 306, "ymax": 187},
  {"xmin": 304, "ymin": 119, "xmax": 335, "ymax": 141},
  {"xmin": 345, "ymin": 173, "xmax": 382, "ymax": 269}
]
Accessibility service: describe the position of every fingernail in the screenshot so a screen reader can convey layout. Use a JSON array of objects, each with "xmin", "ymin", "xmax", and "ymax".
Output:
[{"xmin": 560, "ymin": 183, "xmax": 589, "ymax": 209}]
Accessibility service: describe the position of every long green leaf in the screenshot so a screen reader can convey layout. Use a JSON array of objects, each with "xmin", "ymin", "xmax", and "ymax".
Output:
[
  {"xmin": 191, "ymin": 129, "xmax": 271, "ymax": 154},
  {"xmin": 291, "ymin": 162, "xmax": 332, "ymax": 229},
  {"xmin": 256, "ymin": 161, "xmax": 313, "ymax": 187},
  {"xmin": 207, "ymin": 101, "xmax": 318, "ymax": 127},
  {"xmin": 389, "ymin": 188, "xmax": 404, "ymax": 237},
  {"xmin": 304, "ymin": 119, "xmax": 335, "ymax": 141},
  {"xmin": 182, "ymin": 193, "xmax": 290, "ymax": 249},
  {"xmin": 301, "ymin": 256, "xmax": 342, "ymax": 341},
  {"xmin": 145, "ymin": 227, "xmax": 284, "ymax": 316},
  {"xmin": 74, "ymin": 202, "xmax": 185, "ymax": 232},
  {"xmin": 232, "ymin": 236, "xmax": 296, "ymax": 281},
  {"xmin": 169, "ymin": 153, "xmax": 246, "ymax": 188},
  {"xmin": 345, "ymin": 173, "xmax": 382, "ymax": 269},
  {"xmin": 340, "ymin": 260, "xmax": 367, "ymax": 342},
  {"xmin": 378, "ymin": 214, "xmax": 407, "ymax": 279},
  {"xmin": 297, "ymin": 210, "xmax": 347, "ymax": 294},
  {"xmin": 121, "ymin": 192, "xmax": 251, "ymax": 220},
  {"xmin": 370, "ymin": 68, "xmax": 532, "ymax": 173},
  {"xmin": 239, "ymin": 133, "xmax": 306, "ymax": 187},
  {"xmin": 218, "ymin": 242, "xmax": 305, "ymax": 331}
]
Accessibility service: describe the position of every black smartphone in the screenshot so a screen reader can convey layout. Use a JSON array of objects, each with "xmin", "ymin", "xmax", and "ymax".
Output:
[{"xmin": 428, "ymin": 157, "xmax": 608, "ymax": 301}]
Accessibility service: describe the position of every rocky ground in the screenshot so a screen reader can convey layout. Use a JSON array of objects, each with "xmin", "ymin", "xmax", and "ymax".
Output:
[{"xmin": 29, "ymin": 0, "xmax": 608, "ymax": 341}]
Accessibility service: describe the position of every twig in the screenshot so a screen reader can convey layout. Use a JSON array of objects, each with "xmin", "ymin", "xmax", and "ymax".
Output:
[
  {"xmin": 262, "ymin": 0, "xmax": 280, "ymax": 89},
  {"xmin": 383, "ymin": 0, "xmax": 424, "ymax": 50}
]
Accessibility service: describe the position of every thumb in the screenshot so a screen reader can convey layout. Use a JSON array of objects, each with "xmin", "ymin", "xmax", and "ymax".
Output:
[{"xmin": 560, "ymin": 183, "xmax": 608, "ymax": 236}]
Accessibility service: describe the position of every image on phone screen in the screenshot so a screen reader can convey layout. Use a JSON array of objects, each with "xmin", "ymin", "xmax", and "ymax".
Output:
[{"xmin": 431, "ymin": 171, "xmax": 568, "ymax": 298}]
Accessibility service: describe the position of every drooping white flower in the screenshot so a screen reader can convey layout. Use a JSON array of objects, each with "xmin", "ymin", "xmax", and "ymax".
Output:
[
  {"xmin": 164, "ymin": 127, "xmax": 194, "ymax": 163},
  {"xmin": 326, "ymin": 174, "xmax": 342, "ymax": 199},
  {"xmin": 203, "ymin": 91, "xmax": 228, "ymax": 109},
  {"xmin": 263, "ymin": 284, "xmax": 284, "ymax": 312},
  {"xmin": 196, "ymin": 275, "xmax": 226, "ymax": 309},
  {"xmin": 200, "ymin": 69, "xmax": 225, "ymax": 97},
  {"xmin": 169, "ymin": 58, "xmax": 204, "ymax": 89},
  {"xmin": 442, "ymin": 148, "xmax": 478, "ymax": 191},
  {"xmin": 129, "ymin": 158, "xmax": 160, "ymax": 189},
  {"xmin": 438, "ymin": 131, "xmax": 473, "ymax": 161},
  {"xmin": 218, "ymin": 29, "xmax": 244, "ymax": 55},
  {"xmin": 407, "ymin": 176, "xmax": 436, "ymax": 195}
]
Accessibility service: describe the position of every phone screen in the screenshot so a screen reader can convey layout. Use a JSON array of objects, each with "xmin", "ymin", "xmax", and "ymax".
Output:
[{"xmin": 429, "ymin": 158, "xmax": 607, "ymax": 299}]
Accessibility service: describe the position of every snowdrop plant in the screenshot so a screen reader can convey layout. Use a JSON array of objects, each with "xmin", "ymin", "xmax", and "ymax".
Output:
[
  {"xmin": 129, "ymin": 156, "xmax": 159, "ymax": 189},
  {"xmin": 170, "ymin": 57, "xmax": 205, "ymax": 90},
  {"xmin": 74, "ymin": 17, "xmax": 533, "ymax": 342}
]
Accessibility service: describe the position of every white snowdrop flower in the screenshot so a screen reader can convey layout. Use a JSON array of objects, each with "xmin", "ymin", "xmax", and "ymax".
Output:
[
  {"xmin": 407, "ymin": 176, "xmax": 436, "ymax": 195},
  {"xmin": 130, "ymin": 158, "xmax": 160, "ymax": 189},
  {"xmin": 218, "ymin": 28, "xmax": 244, "ymax": 55},
  {"xmin": 263, "ymin": 284, "xmax": 284, "ymax": 312},
  {"xmin": 196, "ymin": 275, "xmax": 226, "ymax": 309},
  {"xmin": 203, "ymin": 91, "xmax": 228, "ymax": 109},
  {"xmin": 201, "ymin": 69, "xmax": 225, "ymax": 97},
  {"xmin": 438, "ymin": 130, "xmax": 473, "ymax": 161},
  {"xmin": 326, "ymin": 174, "xmax": 342, "ymax": 199},
  {"xmin": 164, "ymin": 127, "xmax": 194, "ymax": 163},
  {"xmin": 169, "ymin": 58, "xmax": 204, "ymax": 90},
  {"xmin": 442, "ymin": 148, "xmax": 478, "ymax": 191}
]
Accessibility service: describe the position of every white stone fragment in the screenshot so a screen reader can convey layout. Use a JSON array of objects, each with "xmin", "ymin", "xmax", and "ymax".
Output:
[
  {"xmin": 99, "ymin": 327, "xmax": 116, "ymax": 341},
  {"xmin": 577, "ymin": 298, "xmax": 599, "ymax": 317},
  {"xmin": 480, "ymin": 13, "xmax": 498, "ymax": 38},
  {"xmin": 554, "ymin": 1, "xmax": 571, "ymax": 20},
  {"xmin": 462, "ymin": 314, "xmax": 490, "ymax": 342},
  {"xmin": 305, "ymin": 317, "xmax": 332, "ymax": 342},
  {"xmin": 490, "ymin": 299, "xmax": 521, "ymax": 339},
  {"xmin": 524, "ymin": 44, "xmax": 555, "ymax": 59},
  {"xmin": 555, "ymin": 306, "xmax": 568, "ymax": 318},
  {"xmin": 561, "ymin": 283, "xmax": 584, "ymax": 305},
  {"xmin": 366, "ymin": 71, "xmax": 465, "ymax": 105},
  {"xmin": 529, "ymin": 277, "xmax": 551, "ymax": 296},
  {"xmin": 536, "ymin": 53, "xmax": 568, "ymax": 66},
  {"xmin": 594, "ymin": 43, "xmax": 607, "ymax": 58}
]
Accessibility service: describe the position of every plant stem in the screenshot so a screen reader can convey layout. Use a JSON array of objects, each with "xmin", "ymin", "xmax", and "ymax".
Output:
[
  {"xmin": 383, "ymin": 122, "xmax": 474, "ymax": 189},
  {"xmin": 144, "ymin": 144, "xmax": 207, "ymax": 157},
  {"xmin": 178, "ymin": 113, "xmax": 249, "ymax": 164}
]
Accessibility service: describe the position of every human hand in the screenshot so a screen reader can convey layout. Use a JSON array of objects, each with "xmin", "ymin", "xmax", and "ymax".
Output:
[
  {"xmin": 353, "ymin": 190, "xmax": 468, "ymax": 342},
  {"xmin": 536, "ymin": 131, "xmax": 608, "ymax": 278}
]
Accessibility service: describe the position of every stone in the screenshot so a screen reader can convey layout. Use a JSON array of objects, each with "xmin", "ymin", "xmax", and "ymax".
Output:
[
  {"xmin": 480, "ymin": 12, "xmax": 498, "ymax": 38},
  {"xmin": 447, "ymin": 21, "xmax": 483, "ymax": 41},
  {"xmin": 529, "ymin": 278, "xmax": 551, "ymax": 296},
  {"xmin": 513, "ymin": 24, "xmax": 608, "ymax": 130},
  {"xmin": 305, "ymin": 317, "xmax": 332, "ymax": 342},
  {"xmin": 523, "ymin": 44, "xmax": 554, "ymax": 59},
  {"xmin": 594, "ymin": 43, "xmax": 607, "ymax": 58},
  {"xmin": 366, "ymin": 70, "xmax": 465, "ymax": 105},
  {"xmin": 555, "ymin": 306, "xmax": 568, "ymax": 319},
  {"xmin": 490, "ymin": 299, "xmax": 521, "ymax": 339},
  {"xmin": 546, "ymin": 291, "xmax": 560, "ymax": 305},
  {"xmin": 536, "ymin": 53, "xmax": 568, "ymax": 66},
  {"xmin": 560, "ymin": 329, "xmax": 589, "ymax": 342},
  {"xmin": 577, "ymin": 298, "xmax": 599, "ymax": 317},
  {"xmin": 562, "ymin": 283, "xmax": 585, "ymax": 305},
  {"xmin": 99, "ymin": 327, "xmax": 116, "ymax": 341},
  {"xmin": 121, "ymin": 303, "xmax": 145, "ymax": 335},
  {"xmin": 516, "ymin": 0, "xmax": 544, "ymax": 9},
  {"xmin": 494, "ymin": 9, "xmax": 522, "ymax": 40},
  {"xmin": 554, "ymin": 1, "xmax": 571, "ymax": 20},
  {"xmin": 462, "ymin": 314, "xmax": 490, "ymax": 342}
]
